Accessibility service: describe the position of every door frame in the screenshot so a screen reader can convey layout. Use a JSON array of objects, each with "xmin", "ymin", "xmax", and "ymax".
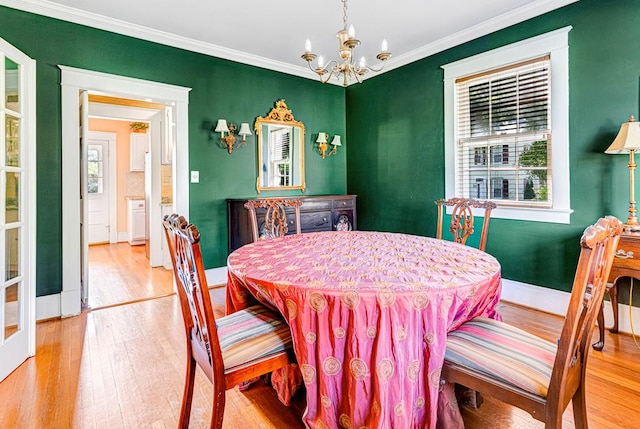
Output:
[
  {"xmin": 60, "ymin": 66, "xmax": 191, "ymax": 317},
  {"xmin": 87, "ymin": 131, "xmax": 117, "ymax": 245}
]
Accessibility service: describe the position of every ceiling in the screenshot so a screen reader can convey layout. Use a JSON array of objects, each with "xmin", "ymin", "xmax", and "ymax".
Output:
[{"xmin": 2, "ymin": 0, "xmax": 577, "ymax": 85}]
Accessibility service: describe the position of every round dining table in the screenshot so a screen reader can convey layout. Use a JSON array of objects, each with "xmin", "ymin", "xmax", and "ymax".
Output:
[{"xmin": 226, "ymin": 231, "xmax": 502, "ymax": 429}]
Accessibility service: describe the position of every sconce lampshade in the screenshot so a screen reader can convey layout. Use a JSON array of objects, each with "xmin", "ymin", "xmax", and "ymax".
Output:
[
  {"xmin": 605, "ymin": 116, "xmax": 640, "ymax": 154},
  {"xmin": 330, "ymin": 135, "xmax": 342, "ymax": 147},
  {"xmin": 238, "ymin": 122, "xmax": 252, "ymax": 137},
  {"xmin": 214, "ymin": 119, "xmax": 229, "ymax": 133},
  {"xmin": 316, "ymin": 132, "xmax": 328, "ymax": 144}
]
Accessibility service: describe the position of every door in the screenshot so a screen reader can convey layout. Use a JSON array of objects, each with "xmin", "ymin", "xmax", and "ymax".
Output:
[
  {"xmin": 0, "ymin": 38, "xmax": 36, "ymax": 382},
  {"xmin": 86, "ymin": 132, "xmax": 115, "ymax": 244},
  {"xmin": 79, "ymin": 90, "xmax": 89, "ymax": 306},
  {"xmin": 147, "ymin": 107, "xmax": 171, "ymax": 267}
]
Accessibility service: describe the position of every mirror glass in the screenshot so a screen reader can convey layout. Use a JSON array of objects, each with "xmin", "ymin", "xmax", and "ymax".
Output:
[{"xmin": 256, "ymin": 100, "xmax": 305, "ymax": 193}]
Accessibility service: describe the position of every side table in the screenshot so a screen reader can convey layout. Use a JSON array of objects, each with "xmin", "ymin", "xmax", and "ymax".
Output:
[{"xmin": 593, "ymin": 232, "xmax": 640, "ymax": 351}]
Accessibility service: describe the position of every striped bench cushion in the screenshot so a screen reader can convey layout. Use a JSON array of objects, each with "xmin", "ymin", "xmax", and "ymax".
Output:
[
  {"xmin": 217, "ymin": 304, "xmax": 292, "ymax": 370},
  {"xmin": 445, "ymin": 316, "xmax": 557, "ymax": 397}
]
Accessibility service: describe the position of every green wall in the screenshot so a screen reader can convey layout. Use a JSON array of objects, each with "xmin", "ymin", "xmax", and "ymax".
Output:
[
  {"xmin": 346, "ymin": 0, "xmax": 640, "ymax": 292},
  {"xmin": 0, "ymin": 7, "xmax": 347, "ymax": 297}
]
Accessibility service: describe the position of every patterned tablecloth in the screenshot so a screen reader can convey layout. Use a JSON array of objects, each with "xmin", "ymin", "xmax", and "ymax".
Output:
[{"xmin": 227, "ymin": 231, "xmax": 502, "ymax": 429}]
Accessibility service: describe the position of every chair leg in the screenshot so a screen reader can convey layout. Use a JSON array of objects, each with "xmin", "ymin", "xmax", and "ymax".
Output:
[
  {"xmin": 179, "ymin": 356, "xmax": 197, "ymax": 429},
  {"xmin": 592, "ymin": 303, "xmax": 606, "ymax": 351},
  {"xmin": 210, "ymin": 387, "xmax": 226, "ymax": 429},
  {"xmin": 572, "ymin": 385, "xmax": 589, "ymax": 429},
  {"xmin": 609, "ymin": 283, "xmax": 619, "ymax": 333}
]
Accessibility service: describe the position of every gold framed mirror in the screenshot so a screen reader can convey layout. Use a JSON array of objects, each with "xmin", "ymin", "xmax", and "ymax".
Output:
[{"xmin": 255, "ymin": 100, "xmax": 305, "ymax": 194}]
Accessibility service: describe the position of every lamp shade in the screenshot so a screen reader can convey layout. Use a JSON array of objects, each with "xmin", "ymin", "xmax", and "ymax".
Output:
[
  {"xmin": 238, "ymin": 122, "xmax": 252, "ymax": 137},
  {"xmin": 316, "ymin": 132, "xmax": 328, "ymax": 143},
  {"xmin": 330, "ymin": 135, "xmax": 342, "ymax": 147},
  {"xmin": 214, "ymin": 119, "xmax": 229, "ymax": 133},
  {"xmin": 605, "ymin": 116, "xmax": 640, "ymax": 154}
]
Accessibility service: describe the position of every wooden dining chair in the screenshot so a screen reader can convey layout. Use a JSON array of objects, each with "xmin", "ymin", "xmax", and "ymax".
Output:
[
  {"xmin": 441, "ymin": 215, "xmax": 622, "ymax": 428},
  {"xmin": 244, "ymin": 198, "xmax": 303, "ymax": 242},
  {"xmin": 435, "ymin": 197, "xmax": 497, "ymax": 251},
  {"xmin": 162, "ymin": 214, "xmax": 294, "ymax": 429}
]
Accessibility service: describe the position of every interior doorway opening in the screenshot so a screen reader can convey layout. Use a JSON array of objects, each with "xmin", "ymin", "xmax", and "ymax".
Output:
[
  {"xmin": 84, "ymin": 94, "xmax": 175, "ymax": 310},
  {"xmin": 60, "ymin": 65, "xmax": 191, "ymax": 318}
]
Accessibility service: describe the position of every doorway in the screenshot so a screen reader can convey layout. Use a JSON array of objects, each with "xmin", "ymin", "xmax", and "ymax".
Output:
[
  {"xmin": 60, "ymin": 66, "xmax": 191, "ymax": 317},
  {"xmin": 85, "ymin": 97, "xmax": 177, "ymax": 309}
]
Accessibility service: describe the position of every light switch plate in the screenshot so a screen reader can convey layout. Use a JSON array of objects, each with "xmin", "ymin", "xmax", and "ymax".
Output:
[{"xmin": 190, "ymin": 171, "xmax": 199, "ymax": 183}]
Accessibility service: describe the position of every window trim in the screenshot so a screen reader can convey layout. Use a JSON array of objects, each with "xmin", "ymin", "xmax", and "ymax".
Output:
[{"xmin": 442, "ymin": 26, "xmax": 573, "ymax": 224}]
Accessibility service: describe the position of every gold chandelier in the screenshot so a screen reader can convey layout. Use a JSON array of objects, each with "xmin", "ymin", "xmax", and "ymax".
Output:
[{"xmin": 301, "ymin": 0, "xmax": 392, "ymax": 86}]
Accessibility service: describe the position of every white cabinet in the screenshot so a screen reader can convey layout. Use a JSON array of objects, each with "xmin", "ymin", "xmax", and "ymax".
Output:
[
  {"xmin": 130, "ymin": 133, "xmax": 148, "ymax": 171},
  {"xmin": 128, "ymin": 199, "xmax": 146, "ymax": 245}
]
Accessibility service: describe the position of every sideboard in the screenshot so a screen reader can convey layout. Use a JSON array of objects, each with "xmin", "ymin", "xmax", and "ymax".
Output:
[{"xmin": 227, "ymin": 195, "xmax": 357, "ymax": 253}]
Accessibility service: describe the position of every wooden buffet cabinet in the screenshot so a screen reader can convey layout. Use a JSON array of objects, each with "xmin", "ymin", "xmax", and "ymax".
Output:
[{"xmin": 227, "ymin": 195, "xmax": 357, "ymax": 253}]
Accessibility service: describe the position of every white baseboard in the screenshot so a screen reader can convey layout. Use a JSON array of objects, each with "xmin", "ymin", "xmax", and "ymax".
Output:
[
  {"xmin": 36, "ymin": 293, "xmax": 61, "ymax": 321},
  {"xmin": 501, "ymin": 278, "xmax": 640, "ymax": 336},
  {"xmin": 205, "ymin": 266, "xmax": 227, "ymax": 287},
  {"xmin": 117, "ymin": 232, "xmax": 128, "ymax": 242}
]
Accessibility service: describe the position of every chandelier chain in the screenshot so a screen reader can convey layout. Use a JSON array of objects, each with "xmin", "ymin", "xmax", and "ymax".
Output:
[{"xmin": 342, "ymin": 0, "xmax": 348, "ymax": 29}]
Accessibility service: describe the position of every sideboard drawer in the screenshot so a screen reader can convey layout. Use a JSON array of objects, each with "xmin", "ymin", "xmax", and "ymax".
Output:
[
  {"xmin": 333, "ymin": 198, "xmax": 354, "ymax": 209},
  {"xmin": 301, "ymin": 210, "xmax": 332, "ymax": 232}
]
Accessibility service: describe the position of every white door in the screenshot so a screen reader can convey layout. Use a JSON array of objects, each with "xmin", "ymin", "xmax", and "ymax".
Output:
[
  {"xmin": 87, "ymin": 133, "xmax": 115, "ymax": 244},
  {"xmin": 79, "ymin": 90, "xmax": 89, "ymax": 306},
  {"xmin": 147, "ymin": 108, "xmax": 171, "ymax": 267},
  {"xmin": 0, "ymin": 38, "xmax": 36, "ymax": 382}
]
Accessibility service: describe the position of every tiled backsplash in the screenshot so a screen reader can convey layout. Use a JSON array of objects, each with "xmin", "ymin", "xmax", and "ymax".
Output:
[
  {"xmin": 124, "ymin": 167, "xmax": 172, "ymax": 201},
  {"xmin": 125, "ymin": 172, "xmax": 144, "ymax": 196}
]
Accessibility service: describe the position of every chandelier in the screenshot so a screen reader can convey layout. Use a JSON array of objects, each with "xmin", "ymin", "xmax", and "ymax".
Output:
[{"xmin": 301, "ymin": 0, "xmax": 392, "ymax": 86}]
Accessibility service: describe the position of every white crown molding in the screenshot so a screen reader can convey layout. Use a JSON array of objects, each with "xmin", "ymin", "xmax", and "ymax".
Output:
[
  {"xmin": 0, "ymin": 0, "xmax": 327, "ymax": 83},
  {"xmin": 0, "ymin": 0, "xmax": 578, "ymax": 85},
  {"xmin": 367, "ymin": 0, "xmax": 579, "ymax": 77}
]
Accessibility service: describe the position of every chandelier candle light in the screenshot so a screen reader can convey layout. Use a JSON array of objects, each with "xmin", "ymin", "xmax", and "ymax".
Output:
[{"xmin": 301, "ymin": 0, "xmax": 391, "ymax": 86}]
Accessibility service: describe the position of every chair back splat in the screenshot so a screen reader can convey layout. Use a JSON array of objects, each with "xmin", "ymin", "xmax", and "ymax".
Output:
[
  {"xmin": 435, "ymin": 197, "xmax": 497, "ymax": 251},
  {"xmin": 244, "ymin": 198, "xmax": 303, "ymax": 242},
  {"xmin": 163, "ymin": 214, "xmax": 293, "ymax": 429},
  {"xmin": 442, "ymin": 216, "xmax": 622, "ymax": 428}
]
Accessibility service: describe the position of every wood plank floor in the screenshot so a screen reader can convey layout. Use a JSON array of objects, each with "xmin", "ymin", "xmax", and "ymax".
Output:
[
  {"xmin": 1, "ymin": 241, "xmax": 639, "ymax": 428},
  {"xmin": 87, "ymin": 243, "xmax": 175, "ymax": 309}
]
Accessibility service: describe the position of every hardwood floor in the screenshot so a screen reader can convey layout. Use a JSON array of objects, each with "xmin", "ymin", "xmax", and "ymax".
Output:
[
  {"xmin": 87, "ymin": 243, "xmax": 175, "ymax": 309},
  {"xmin": 1, "ymin": 252, "xmax": 639, "ymax": 428}
]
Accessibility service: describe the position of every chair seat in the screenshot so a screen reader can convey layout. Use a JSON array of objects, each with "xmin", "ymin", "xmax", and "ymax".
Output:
[
  {"xmin": 445, "ymin": 316, "xmax": 557, "ymax": 397},
  {"xmin": 217, "ymin": 304, "xmax": 292, "ymax": 370}
]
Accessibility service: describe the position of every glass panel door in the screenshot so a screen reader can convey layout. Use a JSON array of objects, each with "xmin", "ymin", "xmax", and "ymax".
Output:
[{"xmin": 0, "ymin": 39, "xmax": 35, "ymax": 383}]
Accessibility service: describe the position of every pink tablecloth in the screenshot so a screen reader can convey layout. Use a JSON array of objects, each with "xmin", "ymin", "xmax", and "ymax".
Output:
[{"xmin": 227, "ymin": 231, "xmax": 501, "ymax": 429}]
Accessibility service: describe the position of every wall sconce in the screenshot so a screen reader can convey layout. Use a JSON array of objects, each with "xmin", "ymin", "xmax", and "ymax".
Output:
[
  {"xmin": 214, "ymin": 119, "xmax": 252, "ymax": 154},
  {"xmin": 316, "ymin": 132, "xmax": 342, "ymax": 159}
]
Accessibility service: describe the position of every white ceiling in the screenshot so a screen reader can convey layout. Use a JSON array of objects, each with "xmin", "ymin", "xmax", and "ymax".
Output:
[{"xmin": 2, "ymin": 0, "xmax": 578, "ymax": 85}]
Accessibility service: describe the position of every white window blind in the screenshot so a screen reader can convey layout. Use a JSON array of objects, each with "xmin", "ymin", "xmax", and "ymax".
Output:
[
  {"xmin": 269, "ymin": 127, "xmax": 292, "ymax": 186},
  {"xmin": 456, "ymin": 56, "xmax": 551, "ymax": 207}
]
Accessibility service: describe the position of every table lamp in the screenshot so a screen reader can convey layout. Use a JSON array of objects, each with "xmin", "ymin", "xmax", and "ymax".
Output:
[{"xmin": 605, "ymin": 115, "xmax": 640, "ymax": 230}]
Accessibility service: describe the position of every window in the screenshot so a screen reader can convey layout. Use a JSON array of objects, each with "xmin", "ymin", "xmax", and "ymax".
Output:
[
  {"xmin": 269, "ymin": 126, "xmax": 292, "ymax": 187},
  {"xmin": 442, "ymin": 27, "xmax": 572, "ymax": 223},
  {"xmin": 87, "ymin": 145, "xmax": 103, "ymax": 194}
]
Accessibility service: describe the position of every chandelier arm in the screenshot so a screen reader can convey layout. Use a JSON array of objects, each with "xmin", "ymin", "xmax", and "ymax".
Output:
[
  {"xmin": 364, "ymin": 62, "xmax": 389, "ymax": 73},
  {"xmin": 352, "ymin": 70, "xmax": 363, "ymax": 84},
  {"xmin": 319, "ymin": 66, "xmax": 339, "ymax": 84}
]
